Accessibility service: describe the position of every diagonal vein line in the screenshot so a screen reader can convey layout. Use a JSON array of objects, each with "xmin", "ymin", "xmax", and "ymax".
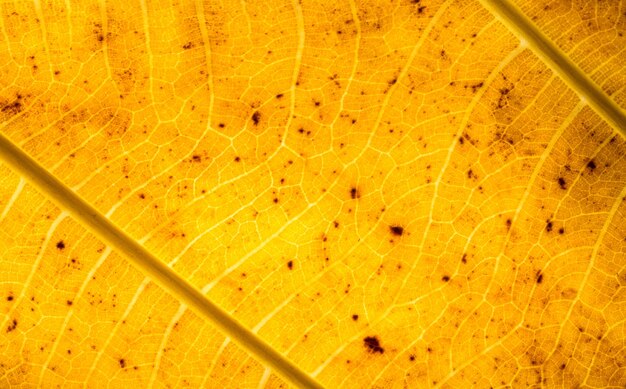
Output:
[
  {"xmin": 0, "ymin": 131, "xmax": 323, "ymax": 389},
  {"xmin": 479, "ymin": 0, "xmax": 626, "ymax": 135}
]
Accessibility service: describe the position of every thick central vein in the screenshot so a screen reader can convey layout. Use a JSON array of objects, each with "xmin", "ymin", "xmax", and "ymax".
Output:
[
  {"xmin": 479, "ymin": 0, "xmax": 626, "ymax": 135},
  {"xmin": 0, "ymin": 131, "xmax": 324, "ymax": 389}
]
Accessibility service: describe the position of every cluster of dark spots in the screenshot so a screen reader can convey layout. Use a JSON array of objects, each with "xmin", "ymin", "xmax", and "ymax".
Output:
[
  {"xmin": 1, "ymin": 94, "xmax": 24, "ymax": 116},
  {"xmin": 389, "ymin": 225, "xmax": 404, "ymax": 236},
  {"xmin": 56, "ymin": 240, "xmax": 65, "ymax": 250},
  {"xmin": 297, "ymin": 127, "xmax": 312, "ymax": 136},
  {"xmin": 546, "ymin": 220, "xmax": 553, "ymax": 232},
  {"xmin": 6, "ymin": 319, "xmax": 17, "ymax": 333},
  {"xmin": 364, "ymin": 336, "xmax": 384, "ymax": 354},
  {"xmin": 467, "ymin": 169, "xmax": 478, "ymax": 180},
  {"xmin": 441, "ymin": 275, "xmax": 450, "ymax": 282},
  {"xmin": 352, "ymin": 314, "xmax": 359, "ymax": 321},
  {"xmin": 496, "ymin": 87, "xmax": 511, "ymax": 109},
  {"xmin": 251, "ymin": 111, "xmax": 261, "ymax": 125},
  {"xmin": 182, "ymin": 42, "xmax": 194, "ymax": 50},
  {"xmin": 586, "ymin": 160, "xmax": 596, "ymax": 171},
  {"xmin": 350, "ymin": 187, "xmax": 360, "ymax": 199},
  {"xmin": 506, "ymin": 218, "xmax": 512, "ymax": 230},
  {"xmin": 287, "ymin": 260, "xmax": 293, "ymax": 270},
  {"xmin": 466, "ymin": 82, "xmax": 484, "ymax": 93},
  {"xmin": 536, "ymin": 271, "xmax": 543, "ymax": 284},
  {"xmin": 557, "ymin": 177, "xmax": 567, "ymax": 190},
  {"xmin": 119, "ymin": 359, "xmax": 126, "ymax": 368}
]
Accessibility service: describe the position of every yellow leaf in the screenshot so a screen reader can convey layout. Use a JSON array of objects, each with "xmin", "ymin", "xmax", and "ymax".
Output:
[{"xmin": 1, "ymin": 0, "xmax": 625, "ymax": 388}]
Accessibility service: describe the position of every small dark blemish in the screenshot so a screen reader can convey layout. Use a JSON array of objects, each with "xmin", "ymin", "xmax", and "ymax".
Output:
[
  {"xmin": 506, "ymin": 219, "xmax": 512, "ymax": 230},
  {"xmin": 139, "ymin": 193, "xmax": 145, "ymax": 199},
  {"xmin": 276, "ymin": 93, "xmax": 284, "ymax": 99},
  {"xmin": 56, "ymin": 241, "xmax": 65, "ymax": 250},
  {"xmin": 119, "ymin": 359, "xmax": 126, "ymax": 368},
  {"xmin": 350, "ymin": 187, "xmax": 359, "ymax": 199},
  {"xmin": 536, "ymin": 271, "xmax": 543, "ymax": 284},
  {"xmin": 409, "ymin": 354, "xmax": 416, "ymax": 361},
  {"xmin": 442, "ymin": 275, "xmax": 450, "ymax": 282},
  {"xmin": 66, "ymin": 300, "xmax": 73, "ymax": 306},
  {"xmin": 546, "ymin": 220, "xmax": 553, "ymax": 232},
  {"xmin": 352, "ymin": 314, "xmax": 359, "ymax": 321},
  {"xmin": 182, "ymin": 42, "xmax": 194, "ymax": 50},
  {"xmin": 558, "ymin": 177, "xmax": 567, "ymax": 190},
  {"xmin": 363, "ymin": 336, "xmax": 384, "ymax": 354},
  {"xmin": 287, "ymin": 260, "xmax": 293, "ymax": 270},
  {"xmin": 7, "ymin": 319, "xmax": 17, "ymax": 332},
  {"xmin": 389, "ymin": 226, "xmax": 404, "ymax": 236},
  {"xmin": 587, "ymin": 160, "xmax": 596, "ymax": 171},
  {"xmin": 461, "ymin": 254, "xmax": 467, "ymax": 264},
  {"xmin": 234, "ymin": 156, "xmax": 240, "ymax": 162},
  {"xmin": 558, "ymin": 227, "xmax": 564, "ymax": 235},
  {"xmin": 192, "ymin": 155, "xmax": 202, "ymax": 162},
  {"xmin": 7, "ymin": 295, "xmax": 13, "ymax": 301},
  {"xmin": 251, "ymin": 111, "xmax": 261, "ymax": 125}
]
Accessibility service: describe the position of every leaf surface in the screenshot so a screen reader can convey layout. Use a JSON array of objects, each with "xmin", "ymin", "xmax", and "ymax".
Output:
[{"xmin": 1, "ymin": 0, "xmax": 625, "ymax": 388}]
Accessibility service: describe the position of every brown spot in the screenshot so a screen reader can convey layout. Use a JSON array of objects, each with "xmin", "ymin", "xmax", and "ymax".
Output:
[
  {"xmin": 66, "ymin": 300, "xmax": 73, "ymax": 306},
  {"xmin": 6, "ymin": 319, "xmax": 17, "ymax": 332},
  {"xmin": 536, "ymin": 271, "xmax": 543, "ymax": 284},
  {"xmin": 586, "ymin": 160, "xmax": 596, "ymax": 171},
  {"xmin": 234, "ymin": 156, "xmax": 241, "ymax": 162},
  {"xmin": 546, "ymin": 220, "xmax": 553, "ymax": 232},
  {"xmin": 182, "ymin": 42, "xmax": 194, "ymax": 50},
  {"xmin": 287, "ymin": 260, "xmax": 293, "ymax": 270},
  {"xmin": 352, "ymin": 314, "xmax": 359, "ymax": 321},
  {"xmin": 119, "ymin": 359, "xmax": 126, "ymax": 368},
  {"xmin": 364, "ymin": 336, "xmax": 384, "ymax": 354},
  {"xmin": 558, "ymin": 227, "xmax": 564, "ymax": 235},
  {"xmin": 251, "ymin": 111, "xmax": 261, "ymax": 125},
  {"xmin": 139, "ymin": 193, "xmax": 145, "ymax": 199},
  {"xmin": 56, "ymin": 241, "xmax": 65, "ymax": 250},
  {"xmin": 350, "ymin": 187, "xmax": 360, "ymax": 199},
  {"xmin": 276, "ymin": 93, "xmax": 284, "ymax": 99},
  {"xmin": 558, "ymin": 177, "xmax": 567, "ymax": 190},
  {"xmin": 192, "ymin": 155, "xmax": 202, "ymax": 162},
  {"xmin": 506, "ymin": 219, "xmax": 512, "ymax": 230},
  {"xmin": 7, "ymin": 295, "xmax": 13, "ymax": 301},
  {"xmin": 442, "ymin": 275, "xmax": 450, "ymax": 282},
  {"xmin": 461, "ymin": 254, "xmax": 467, "ymax": 264},
  {"xmin": 389, "ymin": 226, "xmax": 404, "ymax": 236},
  {"xmin": 409, "ymin": 354, "xmax": 416, "ymax": 361}
]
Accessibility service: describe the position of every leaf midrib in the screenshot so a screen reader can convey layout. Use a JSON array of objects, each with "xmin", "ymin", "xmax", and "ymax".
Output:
[
  {"xmin": 479, "ymin": 0, "xmax": 626, "ymax": 135},
  {"xmin": 0, "ymin": 131, "xmax": 323, "ymax": 389},
  {"xmin": 0, "ymin": 2, "xmax": 624, "ymax": 389}
]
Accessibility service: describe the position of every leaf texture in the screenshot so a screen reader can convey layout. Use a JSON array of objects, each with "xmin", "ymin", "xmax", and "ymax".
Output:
[{"xmin": 1, "ymin": 0, "xmax": 625, "ymax": 388}]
